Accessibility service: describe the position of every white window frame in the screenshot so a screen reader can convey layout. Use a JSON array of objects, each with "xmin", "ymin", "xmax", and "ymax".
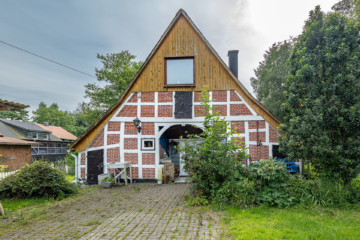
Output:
[{"xmin": 141, "ymin": 138, "xmax": 155, "ymax": 151}]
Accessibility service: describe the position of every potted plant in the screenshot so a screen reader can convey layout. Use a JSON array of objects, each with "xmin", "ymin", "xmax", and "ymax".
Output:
[
  {"xmin": 101, "ymin": 176, "xmax": 115, "ymax": 188},
  {"xmin": 157, "ymin": 166, "xmax": 163, "ymax": 184}
]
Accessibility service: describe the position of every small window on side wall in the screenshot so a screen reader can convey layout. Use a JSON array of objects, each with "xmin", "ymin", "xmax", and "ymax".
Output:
[
  {"xmin": 165, "ymin": 57, "xmax": 194, "ymax": 86},
  {"xmin": 141, "ymin": 138, "xmax": 155, "ymax": 151}
]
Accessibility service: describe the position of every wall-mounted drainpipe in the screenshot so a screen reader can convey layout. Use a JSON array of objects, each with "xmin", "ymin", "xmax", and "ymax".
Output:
[
  {"xmin": 68, "ymin": 150, "xmax": 78, "ymax": 185},
  {"xmin": 257, "ymin": 121, "xmax": 259, "ymax": 146}
]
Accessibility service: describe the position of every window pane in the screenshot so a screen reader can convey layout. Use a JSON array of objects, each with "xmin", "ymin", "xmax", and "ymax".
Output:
[
  {"xmin": 166, "ymin": 59, "xmax": 193, "ymax": 85},
  {"xmin": 32, "ymin": 133, "xmax": 37, "ymax": 138}
]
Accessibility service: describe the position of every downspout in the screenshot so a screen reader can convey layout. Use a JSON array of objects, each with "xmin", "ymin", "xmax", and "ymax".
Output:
[
  {"xmin": 257, "ymin": 121, "xmax": 259, "ymax": 146},
  {"xmin": 68, "ymin": 150, "xmax": 78, "ymax": 185}
]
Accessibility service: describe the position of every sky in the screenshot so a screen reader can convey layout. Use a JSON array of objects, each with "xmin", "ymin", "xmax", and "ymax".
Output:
[{"xmin": 0, "ymin": 0, "xmax": 339, "ymax": 116}]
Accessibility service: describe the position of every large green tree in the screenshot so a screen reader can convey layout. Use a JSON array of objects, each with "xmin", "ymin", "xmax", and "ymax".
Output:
[
  {"xmin": 32, "ymin": 102, "xmax": 86, "ymax": 137},
  {"xmin": 250, "ymin": 39, "xmax": 296, "ymax": 121},
  {"xmin": 84, "ymin": 51, "xmax": 143, "ymax": 114},
  {"xmin": 279, "ymin": 6, "xmax": 360, "ymax": 184},
  {"xmin": 0, "ymin": 109, "xmax": 29, "ymax": 121},
  {"xmin": 332, "ymin": 0, "xmax": 360, "ymax": 20}
]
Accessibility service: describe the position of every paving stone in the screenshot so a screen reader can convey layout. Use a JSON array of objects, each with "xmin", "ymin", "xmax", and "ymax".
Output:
[{"xmin": 0, "ymin": 183, "xmax": 222, "ymax": 239}]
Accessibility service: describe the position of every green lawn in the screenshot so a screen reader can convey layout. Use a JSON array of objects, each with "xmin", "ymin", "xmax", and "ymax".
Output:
[
  {"xmin": 1, "ymin": 174, "xmax": 76, "ymax": 213},
  {"xmin": 1, "ymin": 198, "xmax": 55, "ymax": 212},
  {"xmin": 224, "ymin": 206, "xmax": 360, "ymax": 240},
  {"xmin": 65, "ymin": 174, "xmax": 75, "ymax": 183}
]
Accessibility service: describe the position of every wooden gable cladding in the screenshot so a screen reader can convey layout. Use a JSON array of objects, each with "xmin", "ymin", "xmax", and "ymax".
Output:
[
  {"xmin": 131, "ymin": 16, "xmax": 234, "ymax": 92},
  {"xmin": 71, "ymin": 9, "xmax": 282, "ymax": 152}
]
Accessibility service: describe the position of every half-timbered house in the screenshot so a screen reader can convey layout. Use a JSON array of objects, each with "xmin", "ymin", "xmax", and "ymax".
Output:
[{"xmin": 70, "ymin": 9, "xmax": 283, "ymax": 183}]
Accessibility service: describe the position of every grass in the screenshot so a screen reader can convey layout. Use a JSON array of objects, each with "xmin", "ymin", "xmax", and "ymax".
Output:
[
  {"xmin": 1, "ymin": 174, "xmax": 77, "ymax": 213},
  {"xmin": 224, "ymin": 206, "xmax": 360, "ymax": 240},
  {"xmin": 65, "ymin": 175, "xmax": 75, "ymax": 183},
  {"xmin": 1, "ymin": 198, "xmax": 55, "ymax": 212}
]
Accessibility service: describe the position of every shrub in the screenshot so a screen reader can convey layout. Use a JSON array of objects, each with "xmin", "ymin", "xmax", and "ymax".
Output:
[
  {"xmin": 247, "ymin": 158, "xmax": 296, "ymax": 208},
  {"xmin": 177, "ymin": 88, "xmax": 249, "ymax": 205},
  {"xmin": 212, "ymin": 178, "xmax": 255, "ymax": 208},
  {"xmin": 0, "ymin": 161, "xmax": 78, "ymax": 199},
  {"xmin": 0, "ymin": 165, "xmax": 7, "ymax": 172},
  {"xmin": 288, "ymin": 176, "xmax": 360, "ymax": 207}
]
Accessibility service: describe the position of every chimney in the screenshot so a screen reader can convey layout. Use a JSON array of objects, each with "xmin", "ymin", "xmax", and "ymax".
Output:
[
  {"xmin": 228, "ymin": 50, "xmax": 239, "ymax": 79},
  {"xmin": 43, "ymin": 122, "xmax": 49, "ymax": 127}
]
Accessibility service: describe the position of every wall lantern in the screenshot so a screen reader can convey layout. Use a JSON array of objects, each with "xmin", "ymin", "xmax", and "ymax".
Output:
[{"xmin": 133, "ymin": 117, "xmax": 142, "ymax": 133}]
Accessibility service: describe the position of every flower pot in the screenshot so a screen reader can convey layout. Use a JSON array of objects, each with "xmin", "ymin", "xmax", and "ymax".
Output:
[
  {"xmin": 101, "ymin": 181, "xmax": 113, "ymax": 188},
  {"xmin": 158, "ymin": 180, "xmax": 163, "ymax": 184}
]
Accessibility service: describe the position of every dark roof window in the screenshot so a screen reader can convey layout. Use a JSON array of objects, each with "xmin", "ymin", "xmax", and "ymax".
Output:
[{"xmin": 165, "ymin": 57, "xmax": 194, "ymax": 86}]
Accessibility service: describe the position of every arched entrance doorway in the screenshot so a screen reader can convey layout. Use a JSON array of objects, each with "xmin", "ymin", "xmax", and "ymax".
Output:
[{"xmin": 158, "ymin": 124, "xmax": 203, "ymax": 177}]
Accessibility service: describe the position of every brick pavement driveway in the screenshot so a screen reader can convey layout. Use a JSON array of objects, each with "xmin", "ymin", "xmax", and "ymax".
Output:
[{"xmin": 0, "ymin": 183, "xmax": 223, "ymax": 239}]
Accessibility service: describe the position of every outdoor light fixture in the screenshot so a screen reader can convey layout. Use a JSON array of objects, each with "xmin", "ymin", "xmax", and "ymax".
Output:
[{"xmin": 133, "ymin": 117, "xmax": 141, "ymax": 133}]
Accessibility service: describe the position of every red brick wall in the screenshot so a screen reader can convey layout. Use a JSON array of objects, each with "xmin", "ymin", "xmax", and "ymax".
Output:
[
  {"xmin": 125, "ymin": 122, "xmax": 138, "ymax": 135},
  {"xmin": 213, "ymin": 105, "xmax": 227, "ymax": 116},
  {"xmin": 194, "ymin": 91, "xmax": 208, "ymax": 102},
  {"xmin": 142, "ymin": 122, "xmax": 155, "ymax": 135},
  {"xmin": 129, "ymin": 167, "xmax": 139, "ymax": 178},
  {"xmin": 108, "ymin": 121, "xmax": 121, "ymax": 131},
  {"xmin": 124, "ymin": 138, "xmax": 138, "ymax": 150},
  {"xmin": 158, "ymin": 92, "xmax": 173, "ymax": 102},
  {"xmin": 107, "ymin": 147, "xmax": 120, "ymax": 163},
  {"xmin": 117, "ymin": 105, "xmax": 137, "ymax": 117},
  {"xmin": 249, "ymin": 145, "xmax": 269, "ymax": 160},
  {"xmin": 107, "ymin": 134, "xmax": 120, "ymax": 145},
  {"xmin": 230, "ymin": 104, "xmax": 252, "ymax": 116},
  {"xmin": 230, "ymin": 90, "xmax": 241, "ymax": 101},
  {"xmin": 141, "ymin": 92, "xmax": 155, "ymax": 102},
  {"xmin": 128, "ymin": 93, "xmax": 138, "ymax": 103},
  {"xmin": 143, "ymin": 168, "xmax": 155, "ymax": 179},
  {"xmin": 81, "ymin": 168, "xmax": 85, "ymax": 179},
  {"xmin": 142, "ymin": 153, "xmax": 155, "ymax": 165},
  {"xmin": 212, "ymin": 91, "xmax": 227, "ymax": 102},
  {"xmin": 249, "ymin": 121, "xmax": 266, "ymax": 129},
  {"xmin": 249, "ymin": 132, "xmax": 266, "ymax": 142},
  {"xmin": 124, "ymin": 153, "xmax": 138, "ymax": 164},
  {"xmin": 89, "ymin": 129, "xmax": 104, "ymax": 148},
  {"xmin": 231, "ymin": 121, "xmax": 245, "ymax": 133},
  {"xmin": 158, "ymin": 105, "xmax": 173, "ymax": 117},
  {"xmin": 232, "ymin": 137, "xmax": 246, "ymax": 149},
  {"xmin": 195, "ymin": 105, "xmax": 209, "ymax": 117},
  {"xmin": 269, "ymin": 126, "xmax": 279, "ymax": 143},
  {"xmin": 141, "ymin": 105, "xmax": 155, "ymax": 117},
  {"xmin": 81, "ymin": 153, "xmax": 86, "ymax": 165}
]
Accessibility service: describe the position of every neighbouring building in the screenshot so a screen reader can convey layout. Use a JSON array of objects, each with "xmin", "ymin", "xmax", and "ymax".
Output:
[
  {"xmin": 0, "ymin": 99, "xmax": 39, "ymax": 170},
  {"xmin": 0, "ymin": 119, "xmax": 76, "ymax": 161},
  {"xmin": 70, "ymin": 9, "xmax": 283, "ymax": 183}
]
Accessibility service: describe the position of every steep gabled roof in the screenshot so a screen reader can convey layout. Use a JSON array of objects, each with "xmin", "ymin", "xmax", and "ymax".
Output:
[{"xmin": 71, "ymin": 9, "xmax": 281, "ymax": 151}]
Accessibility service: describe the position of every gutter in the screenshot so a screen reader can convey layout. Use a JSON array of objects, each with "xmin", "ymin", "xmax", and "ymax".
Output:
[{"xmin": 68, "ymin": 149, "xmax": 78, "ymax": 185}]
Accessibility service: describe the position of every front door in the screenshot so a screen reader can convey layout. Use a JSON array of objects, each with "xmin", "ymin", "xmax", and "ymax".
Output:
[{"xmin": 87, "ymin": 149, "xmax": 104, "ymax": 184}]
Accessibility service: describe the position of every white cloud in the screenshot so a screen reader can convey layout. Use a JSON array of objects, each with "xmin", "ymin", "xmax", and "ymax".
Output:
[{"xmin": 0, "ymin": 0, "xmax": 339, "ymax": 114}]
